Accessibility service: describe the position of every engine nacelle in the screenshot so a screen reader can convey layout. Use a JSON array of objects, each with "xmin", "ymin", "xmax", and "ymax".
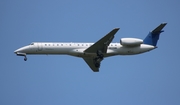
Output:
[{"xmin": 120, "ymin": 38, "xmax": 143, "ymax": 47}]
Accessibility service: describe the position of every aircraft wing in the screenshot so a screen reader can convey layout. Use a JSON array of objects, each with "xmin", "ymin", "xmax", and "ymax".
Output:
[
  {"xmin": 83, "ymin": 57, "xmax": 99, "ymax": 72},
  {"xmin": 83, "ymin": 28, "xmax": 120, "ymax": 72},
  {"xmin": 84, "ymin": 28, "xmax": 120, "ymax": 53}
]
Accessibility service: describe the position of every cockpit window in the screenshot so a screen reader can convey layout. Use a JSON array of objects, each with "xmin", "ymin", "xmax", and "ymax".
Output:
[{"xmin": 30, "ymin": 43, "xmax": 34, "ymax": 45}]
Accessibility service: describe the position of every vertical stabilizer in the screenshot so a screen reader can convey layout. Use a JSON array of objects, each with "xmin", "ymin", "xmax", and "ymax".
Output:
[{"xmin": 143, "ymin": 23, "xmax": 167, "ymax": 46}]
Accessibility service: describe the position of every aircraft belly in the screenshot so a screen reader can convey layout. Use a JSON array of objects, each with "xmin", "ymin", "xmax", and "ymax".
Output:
[{"xmin": 69, "ymin": 51, "xmax": 96, "ymax": 58}]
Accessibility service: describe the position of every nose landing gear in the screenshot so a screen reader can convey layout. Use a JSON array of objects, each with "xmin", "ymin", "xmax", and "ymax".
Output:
[
  {"xmin": 24, "ymin": 56, "xmax": 27, "ymax": 61},
  {"xmin": 16, "ymin": 52, "xmax": 27, "ymax": 61}
]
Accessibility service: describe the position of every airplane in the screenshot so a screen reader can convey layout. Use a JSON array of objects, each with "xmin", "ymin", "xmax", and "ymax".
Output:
[{"xmin": 14, "ymin": 23, "xmax": 167, "ymax": 72}]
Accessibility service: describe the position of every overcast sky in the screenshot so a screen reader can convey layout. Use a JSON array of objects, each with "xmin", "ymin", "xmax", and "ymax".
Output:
[{"xmin": 1, "ymin": 0, "xmax": 180, "ymax": 105}]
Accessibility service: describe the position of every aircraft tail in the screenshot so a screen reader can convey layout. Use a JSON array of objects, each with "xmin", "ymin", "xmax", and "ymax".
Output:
[{"xmin": 143, "ymin": 23, "xmax": 167, "ymax": 46}]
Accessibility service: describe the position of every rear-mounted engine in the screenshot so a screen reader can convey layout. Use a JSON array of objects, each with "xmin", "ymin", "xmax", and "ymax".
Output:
[{"xmin": 120, "ymin": 38, "xmax": 143, "ymax": 47}]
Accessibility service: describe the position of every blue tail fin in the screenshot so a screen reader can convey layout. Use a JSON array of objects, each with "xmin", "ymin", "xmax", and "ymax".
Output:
[{"xmin": 143, "ymin": 23, "xmax": 167, "ymax": 46}]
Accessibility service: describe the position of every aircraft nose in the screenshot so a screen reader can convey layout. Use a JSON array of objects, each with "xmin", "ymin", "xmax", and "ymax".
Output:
[
  {"xmin": 14, "ymin": 46, "xmax": 29, "ymax": 54},
  {"xmin": 14, "ymin": 48, "xmax": 23, "ymax": 54},
  {"xmin": 14, "ymin": 49, "xmax": 18, "ymax": 54}
]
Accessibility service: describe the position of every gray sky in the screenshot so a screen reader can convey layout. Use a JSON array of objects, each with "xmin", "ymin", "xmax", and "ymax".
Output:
[{"xmin": 0, "ymin": 0, "xmax": 180, "ymax": 105}]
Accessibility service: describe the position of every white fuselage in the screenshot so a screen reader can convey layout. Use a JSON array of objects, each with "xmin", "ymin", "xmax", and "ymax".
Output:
[
  {"xmin": 14, "ymin": 24, "xmax": 166, "ymax": 72},
  {"xmin": 14, "ymin": 42, "xmax": 155, "ymax": 58}
]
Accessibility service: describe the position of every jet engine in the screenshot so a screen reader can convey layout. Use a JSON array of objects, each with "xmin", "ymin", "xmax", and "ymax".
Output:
[{"xmin": 120, "ymin": 38, "xmax": 143, "ymax": 47}]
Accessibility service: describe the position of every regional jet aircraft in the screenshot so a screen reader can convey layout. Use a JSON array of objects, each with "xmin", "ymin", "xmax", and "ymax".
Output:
[{"xmin": 14, "ymin": 23, "xmax": 167, "ymax": 72}]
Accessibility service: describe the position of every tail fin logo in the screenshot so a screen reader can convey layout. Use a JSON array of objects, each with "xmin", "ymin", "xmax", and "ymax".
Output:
[{"xmin": 143, "ymin": 23, "xmax": 167, "ymax": 46}]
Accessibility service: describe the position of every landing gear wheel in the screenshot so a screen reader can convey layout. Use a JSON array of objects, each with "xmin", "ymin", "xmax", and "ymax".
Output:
[
  {"xmin": 97, "ymin": 50, "xmax": 102, "ymax": 56},
  {"xmin": 99, "ymin": 54, "xmax": 104, "ymax": 60},
  {"xmin": 93, "ymin": 58, "xmax": 100, "ymax": 68},
  {"xmin": 24, "ymin": 57, "xmax": 27, "ymax": 61},
  {"xmin": 95, "ymin": 62, "xmax": 100, "ymax": 68},
  {"xmin": 94, "ymin": 50, "xmax": 104, "ymax": 68},
  {"xmin": 97, "ymin": 50, "xmax": 104, "ymax": 60}
]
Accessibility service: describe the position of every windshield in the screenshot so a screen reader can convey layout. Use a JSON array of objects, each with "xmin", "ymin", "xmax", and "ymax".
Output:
[{"xmin": 30, "ymin": 43, "xmax": 34, "ymax": 45}]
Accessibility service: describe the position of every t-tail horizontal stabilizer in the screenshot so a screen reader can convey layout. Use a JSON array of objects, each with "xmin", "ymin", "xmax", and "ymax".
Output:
[{"xmin": 143, "ymin": 23, "xmax": 167, "ymax": 46}]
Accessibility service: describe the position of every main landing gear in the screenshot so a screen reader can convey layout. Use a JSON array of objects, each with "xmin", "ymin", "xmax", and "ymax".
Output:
[{"xmin": 94, "ymin": 50, "xmax": 104, "ymax": 68}]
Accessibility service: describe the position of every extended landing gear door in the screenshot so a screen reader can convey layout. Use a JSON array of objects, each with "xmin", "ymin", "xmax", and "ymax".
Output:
[{"xmin": 38, "ymin": 43, "xmax": 43, "ymax": 51}]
